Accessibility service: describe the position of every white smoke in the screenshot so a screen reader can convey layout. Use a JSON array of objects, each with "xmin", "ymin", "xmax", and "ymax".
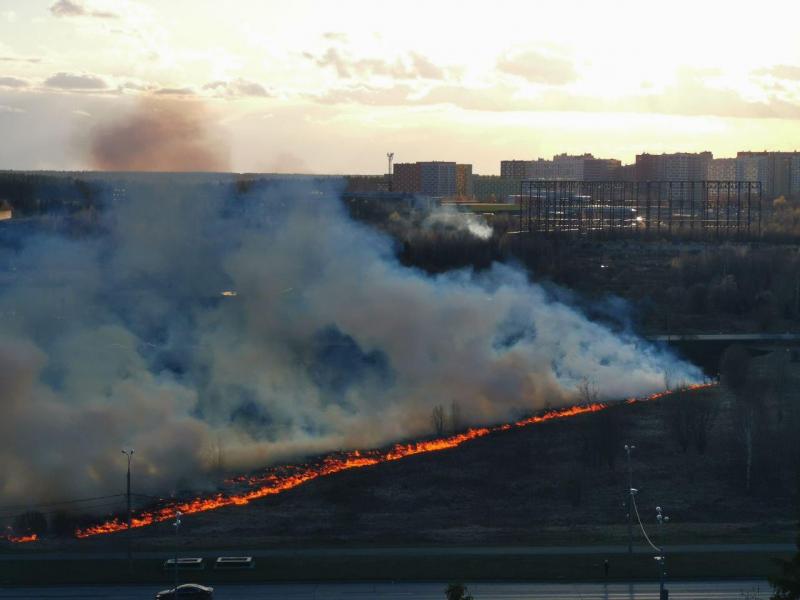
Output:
[
  {"xmin": 0, "ymin": 180, "xmax": 701, "ymax": 506},
  {"xmin": 422, "ymin": 205, "xmax": 493, "ymax": 240}
]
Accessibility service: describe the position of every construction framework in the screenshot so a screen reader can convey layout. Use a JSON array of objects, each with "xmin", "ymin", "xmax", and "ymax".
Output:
[{"xmin": 518, "ymin": 180, "xmax": 763, "ymax": 238}]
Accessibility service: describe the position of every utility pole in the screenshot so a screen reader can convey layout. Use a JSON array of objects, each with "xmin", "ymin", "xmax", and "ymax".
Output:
[
  {"xmin": 624, "ymin": 444, "xmax": 635, "ymax": 554},
  {"xmin": 121, "ymin": 448, "xmax": 134, "ymax": 575}
]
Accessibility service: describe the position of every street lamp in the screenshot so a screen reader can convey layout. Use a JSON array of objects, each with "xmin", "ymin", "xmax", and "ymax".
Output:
[
  {"xmin": 624, "ymin": 444, "xmax": 636, "ymax": 554},
  {"xmin": 173, "ymin": 511, "xmax": 182, "ymax": 594},
  {"xmin": 121, "ymin": 448, "xmax": 134, "ymax": 574},
  {"xmin": 656, "ymin": 506, "xmax": 669, "ymax": 600}
]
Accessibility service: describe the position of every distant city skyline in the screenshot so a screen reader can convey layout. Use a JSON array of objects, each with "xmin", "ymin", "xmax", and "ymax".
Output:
[{"xmin": 2, "ymin": 0, "xmax": 800, "ymax": 174}]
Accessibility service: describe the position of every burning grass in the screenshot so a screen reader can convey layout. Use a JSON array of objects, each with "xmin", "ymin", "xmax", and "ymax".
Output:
[{"xmin": 10, "ymin": 384, "xmax": 713, "ymax": 544}]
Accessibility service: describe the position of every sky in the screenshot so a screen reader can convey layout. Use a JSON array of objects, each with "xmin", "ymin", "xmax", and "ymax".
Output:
[{"xmin": 1, "ymin": 0, "xmax": 800, "ymax": 174}]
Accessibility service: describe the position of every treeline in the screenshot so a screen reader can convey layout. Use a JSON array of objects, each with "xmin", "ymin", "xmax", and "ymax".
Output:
[{"xmin": 0, "ymin": 172, "xmax": 105, "ymax": 217}]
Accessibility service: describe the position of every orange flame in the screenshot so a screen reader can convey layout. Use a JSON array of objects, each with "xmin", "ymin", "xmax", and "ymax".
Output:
[
  {"xmin": 4, "ymin": 533, "xmax": 38, "ymax": 543},
  {"xmin": 8, "ymin": 383, "xmax": 715, "ymax": 543}
]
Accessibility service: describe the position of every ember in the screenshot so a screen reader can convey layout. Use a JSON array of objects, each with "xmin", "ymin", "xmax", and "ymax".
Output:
[{"xmin": 12, "ymin": 384, "xmax": 715, "ymax": 543}]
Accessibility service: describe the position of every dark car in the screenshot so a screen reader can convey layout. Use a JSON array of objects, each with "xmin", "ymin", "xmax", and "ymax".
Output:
[{"xmin": 155, "ymin": 583, "xmax": 214, "ymax": 599}]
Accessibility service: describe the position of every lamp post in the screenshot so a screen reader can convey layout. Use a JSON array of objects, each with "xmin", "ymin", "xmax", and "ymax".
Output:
[
  {"xmin": 121, "ymin": 448, "xmax": 134, "ymax": 574},
  {"xmin": 656, "ymin": 506, "xmax": 669, "ymax": 600},
  {"xmin": 624, "ymin": 444, "xmax": 635, "ymax": 554},
  {"xmin": 173, "ymin": 511, "xmax": 182, "ymax": 594}
]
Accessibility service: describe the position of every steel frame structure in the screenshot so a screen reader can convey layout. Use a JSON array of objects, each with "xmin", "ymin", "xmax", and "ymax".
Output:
[{"xmin": 518, "ymin": 180, "xmax": 763, "ymax": 238}]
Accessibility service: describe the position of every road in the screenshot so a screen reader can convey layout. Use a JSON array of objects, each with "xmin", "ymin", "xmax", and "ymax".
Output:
[
  {"xmin": 0, "ymin": 580, "xmax": 772, "ymax": 599},
  {"xmin": 0, "ymin": 543, "xmax": 793, "ymax": 560}
]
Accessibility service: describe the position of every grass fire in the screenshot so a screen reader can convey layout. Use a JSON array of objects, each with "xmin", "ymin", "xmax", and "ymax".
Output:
[{"xmin": 3, "ymin": 384, "xmax": 711, "ymax": 544}]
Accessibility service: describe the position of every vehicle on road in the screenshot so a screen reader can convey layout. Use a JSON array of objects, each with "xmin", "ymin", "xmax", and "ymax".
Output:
[{"xmin": 155, "ymin": 583, "xmax": 214, "ymax": 599}]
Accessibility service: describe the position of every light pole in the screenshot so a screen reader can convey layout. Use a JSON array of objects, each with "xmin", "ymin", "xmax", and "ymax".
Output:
[
  {"xmin": 624, "ymin": 444, "xmax": 635, "ymax": 554},
  {"xmin": 656, "ymin": 506, "xmax": 669, "ymax": 600},
  {"xmin": 173, "ymin": 510, "xmax": 182, "ymax": 594},
  {"xmin": 121, "ymin": 448, "xmax": 134, "ymax": 574}
]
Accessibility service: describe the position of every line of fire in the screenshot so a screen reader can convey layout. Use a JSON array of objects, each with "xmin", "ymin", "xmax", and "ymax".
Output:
[
  {"xmin": 2, "ymin": 384, "xmax": 713, "ymax": 544},
  {"xmin": 517, "ymin": 180, "xmax": 764, "ymax": 238}
]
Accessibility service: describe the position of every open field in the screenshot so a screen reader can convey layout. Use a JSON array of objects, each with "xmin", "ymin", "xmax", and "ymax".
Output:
[{"xmin": 4, "ymin": 380, "xmax": 797, "ymax": 565}]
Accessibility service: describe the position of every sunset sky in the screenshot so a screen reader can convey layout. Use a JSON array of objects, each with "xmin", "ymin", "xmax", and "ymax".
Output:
[{"xmin": 1, "ymin": 0, "xmax": 800, "ymax": 173}]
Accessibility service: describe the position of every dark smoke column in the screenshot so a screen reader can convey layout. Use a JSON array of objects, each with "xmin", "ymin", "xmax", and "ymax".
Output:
[{"xmin": 89, "ymin": 98, "xmax": 229, "ymax": 172}]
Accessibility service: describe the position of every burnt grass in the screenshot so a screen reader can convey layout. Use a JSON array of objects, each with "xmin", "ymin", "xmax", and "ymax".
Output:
[{"xmin": 54, "ymin": 383, "xmax": 797, "ymax": 553}]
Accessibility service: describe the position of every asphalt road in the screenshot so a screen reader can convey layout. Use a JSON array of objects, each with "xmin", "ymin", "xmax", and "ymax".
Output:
[
  {"xmin": 0, "ymin": 580, "xmax": 772, "ymax": 599},
  {"xmin": 0, "ymin": 544, "xmax": 793, "ymax": 560}
]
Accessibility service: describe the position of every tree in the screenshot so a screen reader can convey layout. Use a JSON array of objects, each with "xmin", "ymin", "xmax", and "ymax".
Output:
[
  {"xmin": 770, "ymin": 516, "xmax": 800, "ymax": 598},
  {"xmin": 449, "ymin": 401, "xmax": 461, "ymax": 435},
  {"xmin": 431, "ymin": 404, "xmax": 446, "ymax": 437},
  {"xmin": 12, "ymin": 511, "xmax": 47, "ymax": 537},
  {"xmin": 691, "ymin": 394, "xmax": 718, "ymax": 455},
  {"xmin": 50, "ymin": 511, "xmax": 78, "ymax": 538},
  {"xmin": 720, "ymin": 344, "xmax": 757, "ymax": 492},
  {"xmin": 577, "ymin": 378, "xmax": 598, "ymax": 405},
  {"xmin": 663, "ymin": 385, "xmax": 718, "ymax": 455},
  {"xmin": 445, "ymin": 583, "xmax": 474, "ymax": 600}
]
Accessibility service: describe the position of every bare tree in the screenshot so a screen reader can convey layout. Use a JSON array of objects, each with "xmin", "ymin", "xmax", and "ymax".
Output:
[
  {"xmin": 449, "ymin": 400, "xmax": 461, "ymax": 434},
  {"xmin": 578, "ymin": 378, "xmax": 599, "ymax": 405},
  {"xmin": 665, "ymin": 386, "xmax": 692, "ymax": 453},
  {"xmin": 691, "ymin": 395, "xmax": 718, "ymax": 455},
  {"xmin": 431, "ymin": 404, "xmax": 446, "ymax": 437},
  {"xmin": 663, "ymin": 383, "xmax": 718, "ymax": 455},
  {"xmin": 720, "ymin": 344, "xmax": 757, "ymax": 492}
]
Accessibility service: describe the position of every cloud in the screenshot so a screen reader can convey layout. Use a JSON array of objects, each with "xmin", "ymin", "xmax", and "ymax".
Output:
[
  {"xmin": 49, "ymin": 0, "xmax": 118, "ymax": 19},
  {"xmin": 153, "ymin": 87, "xmax": 195, "ymax": 96},
  {"xmin": 0, "ymin": 104, "xmax": 24, "ymax": 113},
  {"xmin": 313, "ymin": 68, "xmax": 800, "ymax": 120},
  {"xmin": 0, "ymin": 56, "xmax": 41, "ymax": 64},
  {"xmin": 45, "ymin": 72, "xmax": 108, "ymax": 90},
  {"xmin": 309, "ymin": 47, "xmax": 449, "ymax": 81},
  {"xmin": 755, "ymin": 64, "xmax": 800, "ymax": 81},
  {"xmin": 312, "ymin": 84, "xmax": 416, "ymax": 107},
  {"xmin": 322, "ymin": 32, "xmax": 348, "ymax": 42},
  {"xmin": 203, "ymin": 78, "xmax": 271, "ymax": 98},
  {"xmin": 497, "ymin": 49, "xmax": 578, "ymax": 85},
  {"xmin": 0, "ymin": 76, "xmax": 28, "ymax": 88}
]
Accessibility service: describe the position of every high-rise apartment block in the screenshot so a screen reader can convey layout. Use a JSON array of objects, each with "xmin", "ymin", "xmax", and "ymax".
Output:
[
  {"xmin": 500, "ymin": 160, "xmax": 530, "ymax": 179},
  {"xmin": 583, "ymin": 158, "xmax": 622, "ymax": 181},
  {"xmin": 392, "ymin": 162, "xmax": 421, "ymax": 194},
  {"xmin": 392, "ymin": 161, "xmax": 473, "ymax": 198},
  {"xmin": 707, "ymin": 158, "xmax": 737, "ymax": 181},
  {"xmin": 456, "ymin": 164, "xmax": 473, "ymax": 197},
  {"xmin": 736, "ymin": 151, "xmax": 800, "ymax": 199},
  {"xmin": 552, "ymin": 153, "xmax": 594, "ymax": 180},
  {"xmin": 472, "ymin": 175, "xmax": 519, "ymax": 202},
  {"xmin": 634, "ymin": 152, "xmax": 712, "ymax": 182}
]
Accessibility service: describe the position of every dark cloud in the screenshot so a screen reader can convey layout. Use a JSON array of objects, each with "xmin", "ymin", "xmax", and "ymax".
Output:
[
  {"xmin": 203, "ymin": 78, "xmax": 270, "ymax": 98},
  {"xmin": 0, "ymin": 76, "xmax": 28, "ymax": 88},
  {"xmin": 310, "ymin": 47, "xmax": 449, "ymax": 80},
  {"xmin": 49, "ymin": 0, "xmax": 118, "ymax": 19},
  {"xmin": 89, "ymin": 97, "xmax": 229, "ymax": 171},
  {"xmin": 45, "ymin": 72, "xmax": 108, "ymax": 90},
  {"xmin": 497, "ymin": 49, "xmax": 578, "ymax": 85}
]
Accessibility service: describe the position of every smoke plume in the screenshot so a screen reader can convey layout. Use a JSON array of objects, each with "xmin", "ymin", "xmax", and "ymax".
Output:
[
  {"xmin": 422, "ymin": 205, "xmax": 493, "ymax": 240},
  {"xmin": 0, "ymin": 180, "xmax": 701, "ymax": 507},
  {"xmin": 89, "ymin": 98, "xmax": 229, "ymax": 172}
]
